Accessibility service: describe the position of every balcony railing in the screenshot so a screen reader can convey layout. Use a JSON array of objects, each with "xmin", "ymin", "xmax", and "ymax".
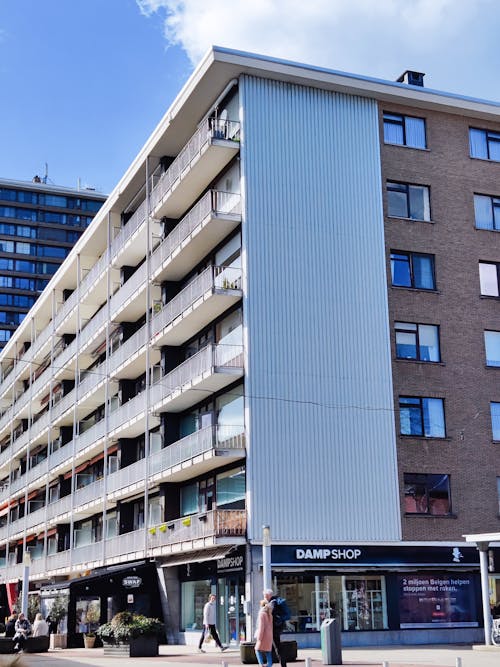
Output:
[
  {"xmin": 110, "ymin": 200, "xmax": 147, "ymax": 260},
  {"xmin": 152, "ymin": 266, "xmax": 241, "ymax": 339},
  {"xmin": 150, "ymin": 189, "xmax": 241, "ymax": 278},
  {"xmin": 150, "ymin": 119, "xmax": 240, "ymax": 215},
  {"xmin": 109, "ymin": 268, "xmax": 147, "ymax": 319},
  {"xmin": 149, "ymin": 508, "xmax": 246, "ymax": 548},
  {"xmin": 151, "ymin": 343, "xmax": 243, "ymax": 408}
]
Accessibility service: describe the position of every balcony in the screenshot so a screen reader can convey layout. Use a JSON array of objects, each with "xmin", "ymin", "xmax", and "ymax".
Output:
[
  {"xmin": 151, "ymin": 343, "xmax": 244, "ymax": 413},
  {"xmin": 111, "ymin": 199, "xmax": 162, "ymax": 269},
  {"xmin": 109, "ymin": 266, "xmax": 161, "ymax": 324},
  {"xmin": 150, "ymin": 190, "xmax": 241, "ymax": 282},
  {"xmin": 151, "ymin": 265, "xmax": 242, "ymax": 348},
  {"xmin": 150, "ymin": 118, "xmax": 240, "ymax": 220}
]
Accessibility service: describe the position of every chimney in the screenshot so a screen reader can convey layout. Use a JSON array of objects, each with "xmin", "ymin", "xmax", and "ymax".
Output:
[{"xmin": 396, "ymin": 70, "xmax": 425, "ymax": 87}]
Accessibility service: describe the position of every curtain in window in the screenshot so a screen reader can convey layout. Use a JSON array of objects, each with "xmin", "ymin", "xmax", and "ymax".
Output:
[
  {"xmin": 423, "ymin": 398, "xmax": 445, "ymax": 437},
  {"xmin": 404, "ymin": 117, "xmax": 426, "ymax": 148},
  {"xmin": 469, "ymin": 128, "xmax": 488, "ymax": 158},
  {"xmin": 490, "ymin": 402, "xmax": 500, "ymax": 440},
  {"xmin": 413, "ymin": 255, "xmax": 434, "ymax": 289},
  {"xmin": 383, "ymin": 120, "xmax": 403, "ymax": 144},
  {"xmin": 474, "ymin": 195, "xmax": 493, "ymax": 229}
]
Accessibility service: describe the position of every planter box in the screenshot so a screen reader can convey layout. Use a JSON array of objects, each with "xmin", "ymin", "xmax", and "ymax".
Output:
[
  {"xmin": 240, "ymin": 640, "xmax": 297, "ymax": 664},
  {"xmin": 102, "ymin": 636, "xmax": 159, "ymax": 657},
  {"xmin": 50, "ymin": 633, "xmax": 67, "ymax": 650}
]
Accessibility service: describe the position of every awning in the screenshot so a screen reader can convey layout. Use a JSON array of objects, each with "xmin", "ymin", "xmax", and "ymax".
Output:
[{"xmin": 161, "ymin": 546, "xmax": 234, "ymax": 567}]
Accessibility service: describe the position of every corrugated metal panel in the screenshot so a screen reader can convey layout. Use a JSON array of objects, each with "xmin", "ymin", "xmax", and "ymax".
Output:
[{"xmin": 240, "ymin": 75, "xmax": 400, "ymax": 543}]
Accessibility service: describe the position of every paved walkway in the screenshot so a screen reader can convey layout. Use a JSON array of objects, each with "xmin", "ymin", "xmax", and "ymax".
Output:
[{"xmin": 4, "ymin": 643, "xmax": 500, "ymax": 667}]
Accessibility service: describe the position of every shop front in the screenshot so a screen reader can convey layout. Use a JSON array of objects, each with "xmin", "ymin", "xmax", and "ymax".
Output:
[
  {"xmin": 40, "ymin": 560, "xmax": 163, "ymax": 647},
  {"xmin": 262, "ymin": 544, "xmax": 490, "ymax": 646},
  {"xmin": 179, "ymin": 546, "xmax": 246, "ymax": 645}
]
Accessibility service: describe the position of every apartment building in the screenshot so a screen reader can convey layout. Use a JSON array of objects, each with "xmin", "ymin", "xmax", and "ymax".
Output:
[
  {"xmin": 0, "ymin": 48, "xmax": 498, "ymax": 648},
  {"xmin": 0, "ymin": 178, "xmax": 105, "ymax": 349}
]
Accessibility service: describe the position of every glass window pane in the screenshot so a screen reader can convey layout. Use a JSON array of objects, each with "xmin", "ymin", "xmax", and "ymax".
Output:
[
  {"xmin": 419, "ymin": 325, "xmax": 440, "ymax": 361},
  {"xmin": 474, "ymin": 195, "xmax": 493, "ymax": 229},
  {"xmin": 413, "ymin": 255, "xmax": 434, "ymax": 289},
  {"xmin": 396, "ymin": 331, "xmax": 417, "ymax": 359},
  {"xmin": 489, "ymin": 138, "xmax": 500, "ymax": 162},
  {"xmin": 491, "ymin": 403, "xmax": 500, "ymax": 440},
  {"xmin": 391, "ymin": 253, "xmax": 411, "ymax": 287},
  {"xmin": 181, "ymin": 483, "xmax": 198, "ymax": 515},
  {"xmin": 387, "ymin": 189, "xmax": 408, "ymax": 217},
  {"xmin": 408, "ymin": 186, "xmax": 430, "ymax": 221},
  {"xmin": 404, "ymin": 117, "xmax": 426, "ymax": 148},
  {"xmin": 470, "ymin": 128, "xmax": 488, "ymax": 158},
  {"xmin": 485, "ymin": 331, "xmax": 500, "ymax": 366},
  {"xmin": 216, "ymin": 468, "xmax": 245, "ymax": 507},
  {"xmin": 423, "ymin": 398, "xmax": 445, "ymax": 437},
  {"xmin": 400, "ymin": 398, "xmax": 422, "ymax": 435},
  {"xmin": 479, "ymin": 263, "xmax": 499, "ymax": 296},
  {"xmin": 384, "ymin": 117, "xmax": 404, "ymax": 144}
]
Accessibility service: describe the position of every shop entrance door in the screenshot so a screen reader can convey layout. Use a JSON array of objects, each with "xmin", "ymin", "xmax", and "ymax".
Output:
[{"xmin": 218, "ymin": 577, "xmax": 245, "ymax": 645}]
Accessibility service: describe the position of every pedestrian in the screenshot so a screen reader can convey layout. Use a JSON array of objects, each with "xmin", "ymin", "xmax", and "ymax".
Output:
[
  {"xmin": 5, "ymin": 613, "xmax": 17, "ymax": 638},
  {"xmin": 46, "ymin": 615, "xmax": 58, "ymax": 634},
  {"xmin": 198, "ymin": 593, "xmax": 227, "ymax": 653},
  {"xmin": 254, "ymin": 600, "xmax": 273, "ymax": 667},
  {"xmin": 13, "ymin": 612, "xmax": 32, "ymax": 652},
  {"xmin": 32, "ymin": 612, "xmax": 49, "ymax": 637},
  {"xmin": 263, "ymin": 588, "xmax": 290, "ymax": 667}
]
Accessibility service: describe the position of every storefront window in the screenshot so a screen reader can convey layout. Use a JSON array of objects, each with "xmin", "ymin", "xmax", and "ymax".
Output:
[
  {"xmin": 274, "ymin": 574, "xmax": 388, "ymax": 632},
  {"xmin": 343, "ymin": 576, "xmax": 387, "ymax": 630},
  {"xmin": 181, "ymin": 580, "xmax": 212, "ymax": 630},
  {"xmin": 75, "ymin": 597, "xmax": 100, "ymax": 634}
]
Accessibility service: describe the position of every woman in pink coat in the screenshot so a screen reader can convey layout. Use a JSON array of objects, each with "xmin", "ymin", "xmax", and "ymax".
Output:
[{"xmin": 255, "ymin": 601, "xmax": 274, "ymax": 667}]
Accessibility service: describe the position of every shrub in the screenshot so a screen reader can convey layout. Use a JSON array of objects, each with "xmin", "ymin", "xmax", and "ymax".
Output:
[{"xmin": 96, "ymin": 612, "xmax": 163, "ymax": 642}]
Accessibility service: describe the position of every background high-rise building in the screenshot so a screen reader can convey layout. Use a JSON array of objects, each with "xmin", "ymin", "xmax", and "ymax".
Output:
[
  {"xmin": 0, "ymin": 178, "xmax": 106, "ymax": 348},
  {"xmin": 0, "ymin": 49, "xmax": 498, "ymax": 649}
]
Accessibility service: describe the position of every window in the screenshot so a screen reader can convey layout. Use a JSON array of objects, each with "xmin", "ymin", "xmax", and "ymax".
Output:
[
  {"xmin": 399, "ymin": 396, "xmax": 445, "ymax": 437},
  {"xmin": 383, "ymin": 113, "xmax": 426, "ymax": 148},
  {"xmin": 404, "ymin": 473, "xmax": 451, "ymax": 515},
  {"xmin": 470, "ymin": 128, "xmax": 500, "ymax": 161},
  {"xmin": 474, "ymin": 194, "xmax": 500, "ymax": 230},
  {"xmin": 0, "ymin": 241, "xmax": 14, "ymax": 253},
  {"xmin": 479, "ymin": 261, "xmax": 500, "ymax": 296},
  {"xmin": 491, "ymin": 403, "xmax": 500, "ymax": 440},
  {"xmin": 395, "ymin": 322, "xmax": 440, "ymax": 361},
  {"xmin": 387, "ymin": 182, "xmax": 430, "ymax": 220},
  {"xmin": 485, "ymin": 331, "xmax": 500, "ymax": 366},
  {"xmin": 216, "ymin": 467, "xmax": 245, "ymax": 508},
  {"xmin": 391, "ymin": 251, "xmax": 435, "ymax": 290},
  {"xmin": 497, "ymin": 478, "xmax": 500, "ymax": 514}
]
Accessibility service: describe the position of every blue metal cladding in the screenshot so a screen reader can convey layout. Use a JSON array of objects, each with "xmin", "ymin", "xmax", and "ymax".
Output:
[{"xmin": 240, "ymin": 75, "xmax": 401, "ymax": 542}]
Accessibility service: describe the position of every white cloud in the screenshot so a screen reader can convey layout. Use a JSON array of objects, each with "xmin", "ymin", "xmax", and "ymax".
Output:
[{"xmin": 135, "ymin": 0, "xmax": 498, "ymax": 95}]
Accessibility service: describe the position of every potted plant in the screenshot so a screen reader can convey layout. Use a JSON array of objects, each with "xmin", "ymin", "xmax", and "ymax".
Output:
[
  {"xmin": 47, "ymin": 595, "xmax": 68, "ymax": 649},
  {"xmin": 96, "ymin": 611, "xmax": 163, "ymax": 657},
  {"xmin": 83, "ymin": 601, "xmax": 100, "ymax": 648}
]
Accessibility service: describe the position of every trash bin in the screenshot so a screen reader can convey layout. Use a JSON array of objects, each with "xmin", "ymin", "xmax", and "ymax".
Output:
[{"xmin": 320, "ymin": 618, "xmax": 342, "ymax": 665}]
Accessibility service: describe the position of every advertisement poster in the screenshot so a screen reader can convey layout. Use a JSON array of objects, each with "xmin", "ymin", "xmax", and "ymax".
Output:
[{"xmin": 398, "ymin": 574, "xmax": 478, "ymax": 628}]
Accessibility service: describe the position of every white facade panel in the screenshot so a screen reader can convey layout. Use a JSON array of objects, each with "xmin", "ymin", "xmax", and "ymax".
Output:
[{"xmin": 241, "ymin": 75, "xmax": 400, "ymax": 543}]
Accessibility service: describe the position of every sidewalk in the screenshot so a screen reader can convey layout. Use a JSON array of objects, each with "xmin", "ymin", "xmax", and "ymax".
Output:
[{"xmin": 5, "ymin": 643, "xmax": 500, "ymax": 667}]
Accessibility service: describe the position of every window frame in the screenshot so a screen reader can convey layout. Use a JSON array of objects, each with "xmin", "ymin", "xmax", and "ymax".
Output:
[
  {"xmin": 399, "ymin": 396, "xmax": 446, "ymax": 438},
  {"xmin": 404, "ymin": 473, "xmax": 452, "ymax": 516},
  {"xmin": 383, "ymin": 112, "xmax": 427, "ymax": 149},
  {"xmin": 479, "ymin": 261, "xmax": 500, "ymax": 297},
  {"xmin": 394, "ymin": 322, "xmax": 441, "ymax": 362},
  {"xmin": 474, "ymin": 193, "xmax": 500, "ymax": 231},
  {"xmin": 390, "ymin": 250, "xmax": 436, "ymax": 290},
  {"xmin": 484, "ymin": 330, "xmax": 500, "ymax": 367},
  {"xmin": 470, "ymin": 127, "xmax": 500, "ymax": 161},
  {"xmin": 387, "ymin": 181, "xmax": 431, "ymax": 221}
]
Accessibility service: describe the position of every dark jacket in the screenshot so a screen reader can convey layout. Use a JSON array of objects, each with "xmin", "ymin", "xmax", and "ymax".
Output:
[{"xmin": 5, "ymin": 618, "xmax": 16, "ymax": 637}]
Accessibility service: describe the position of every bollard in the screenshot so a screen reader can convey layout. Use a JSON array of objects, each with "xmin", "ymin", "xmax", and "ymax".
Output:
[
  {"xmin": 382, "ymin": 661, "xmax": 389, "ymax": 667},
  {"xmin": 456, "ymin": 658, "xmax": 462, "ymax": 667},
  {"xmin": 222, "ymin": 661, "xmax": 228, "ymax": 667},
  {"xmin": 306, "ymin": 658, "xmax": 312, "ymax": 667}
]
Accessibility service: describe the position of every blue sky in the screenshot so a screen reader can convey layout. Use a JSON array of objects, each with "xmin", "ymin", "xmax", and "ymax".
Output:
[{"xmin": 1, "ymin": 0, "xmax": 500, "ymax": 194}]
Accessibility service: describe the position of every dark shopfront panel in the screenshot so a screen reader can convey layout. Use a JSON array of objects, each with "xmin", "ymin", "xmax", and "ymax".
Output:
[
  {"xmin": 41, "ymin": 561, "xmax": 163, "ymax": 647},
  {"xmin": 179, "ymin": 546, "xmax": 246, "ymax": 644},
  {"xmin": 270, "ymin": 545, "xmax": 485, "ymax": 634}
]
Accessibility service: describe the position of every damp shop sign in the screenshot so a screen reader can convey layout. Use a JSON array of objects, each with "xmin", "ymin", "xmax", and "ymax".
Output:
[
  {"xmin": 122, "ymin": 576, "xmax": 142, "ymax": 589},
  {"xmin": 217, "ymin": 554, "xmax": 244, "ymax": 573},
  {"xmin": 296, "ymin": 548, "xmax": 362, "ymax": 562}
]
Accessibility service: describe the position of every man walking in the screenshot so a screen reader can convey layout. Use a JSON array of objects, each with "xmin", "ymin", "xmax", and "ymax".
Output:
[
  {"xmin": 198, "ymin": 593, "xmax": 227, "ymax": 653},
  {"xmin": 263, "ymin": 588, "xmax": 289, "ymax": 667}
]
